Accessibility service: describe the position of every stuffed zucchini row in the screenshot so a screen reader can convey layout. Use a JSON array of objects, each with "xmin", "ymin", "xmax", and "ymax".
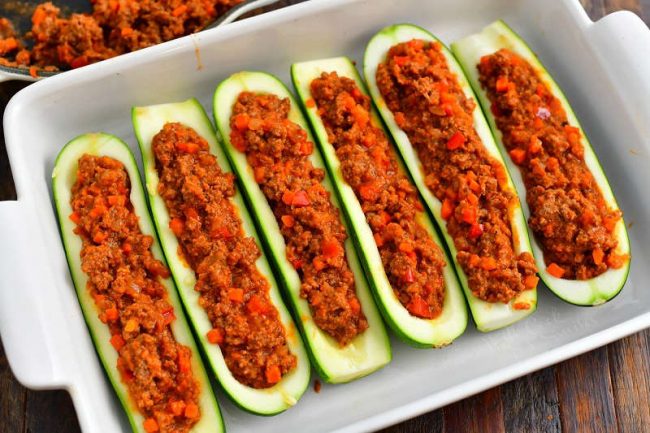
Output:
[
  {"xmin": 213, "ymin": 72, "xmax": 391, "ymax": 383},
  {"xmin": 364, "ymin": 24, "xmax": 538, "ymax": 331},
  {"xmin": 451, "ymin": 20, "xmax": 630, "ymax": 305},
  {"xmin": 52, "ymin": 133, "xmax": 223, "ymax": 433},
  {"xmin": 132, "ymin": 98, "xmax": 310, "ymax": 415},
  {"xmin": 291, "ymin": 57, "xmax": 467, "ymax": 347}
]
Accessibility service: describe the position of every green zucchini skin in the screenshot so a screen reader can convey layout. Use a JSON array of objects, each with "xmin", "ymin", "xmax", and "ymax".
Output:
[
  {"xmin": 451, "ymin": 20, "xmax": 631, "ymax": 306},
  {"xmin": 51, "ymin": 133, "xmax": 224, "ymax": 433},
  {"xmin": 364, "ymin": 24, "xmax": 538, "ymax": 332},
  {"xmin": 131, "ymin": 98, "xmax": 310, "ymax": 415},
  {"xmin": 213, "ymin": 72, "xmax": 391, "ymax": 383},
  {"xmin": 291, "ymin": 57, "xmax": 467, "ymax": 347}
]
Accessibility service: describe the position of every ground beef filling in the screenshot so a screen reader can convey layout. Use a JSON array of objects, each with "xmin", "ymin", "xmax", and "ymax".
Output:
[
  {"xmin": 0, "ymin": 0, "xmax": 242, "ymax": 72},
  {"xmin": 309, "ymin": 72, "xmax": 447, "ymax": 319},
  {"xmin": 230, "ymin": 92, "xmax": 368, "ymax": 346},
  {"xmin": 376, "ymin": 40, "xmax": 538, "ymax": 304},
  {"xmin": 477, "ymin": 49, "xmax": 628, "ymax": 280},
  {"xmin": 152, "ymin": 122, "xmax": 296, "ymax": 389},
  {"xmin": 70, "ymin": 155, "xmax": 200, "ymax": 433}
]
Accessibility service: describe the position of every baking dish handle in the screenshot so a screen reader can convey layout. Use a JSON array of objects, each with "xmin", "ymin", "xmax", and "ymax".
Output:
[
  {"xmin": 0, "ymin": 200, "xmax": 60, "ymax": 388},
  {"xmin": 587, "ymin": 11, "xmax": 650, "ymax": 123}
]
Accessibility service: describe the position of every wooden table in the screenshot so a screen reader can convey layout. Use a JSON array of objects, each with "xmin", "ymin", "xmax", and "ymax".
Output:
[{"xmin": 1, "ymin": 0, "xmax": 649, "ymax": 432}]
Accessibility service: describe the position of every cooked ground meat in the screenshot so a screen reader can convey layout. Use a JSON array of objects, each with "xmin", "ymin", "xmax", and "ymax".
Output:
[
  {"xmin": 376, "ymin": 40, "xmax": 538, "ymax": 304},
  {"xmin": 477, "ymin": 49, "xmax": 629, "ymax": 279},
  {"xmin": 0, "ymin": 0, "xmax": 242, "ymax": 73},
  {"xmin": 309, "ymin": 71, "xmax": 447, "ymax": 319},
  {"xmin": 230, "ymin": 92, "xmax": 369, "ymax": 346},
  {"xmin": 70, "ymin": 155, "xmax": 200, "ymax": 433},
  {"xmin": 152, "ymin": 122, "xmax": 296, "ymax": 389}
]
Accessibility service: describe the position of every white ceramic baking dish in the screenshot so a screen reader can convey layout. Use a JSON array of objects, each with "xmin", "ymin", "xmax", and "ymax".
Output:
[{"xmin": 1, "ymin": 0, "xmax": 649, "ymax": 432}]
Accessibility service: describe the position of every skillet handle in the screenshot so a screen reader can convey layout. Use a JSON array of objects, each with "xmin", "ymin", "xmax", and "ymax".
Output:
[
  {"xmin": 0, "ymin": 201, "xmax": 60, "ymax": 388},
  {"xmin": 587, "ymin": 11, "xmax": 650, "ymax": 131}
]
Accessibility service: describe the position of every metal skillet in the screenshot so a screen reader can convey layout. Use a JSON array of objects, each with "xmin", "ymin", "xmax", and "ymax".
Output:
[{"xmin": 0, "ymin": 0, "xmax": 279, "ymax": 82}]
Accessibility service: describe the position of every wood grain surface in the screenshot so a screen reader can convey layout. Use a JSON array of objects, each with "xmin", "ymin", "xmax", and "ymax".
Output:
[{"xmin": 0, "ymin": 1, "xmax": 648, "ymax": 432}]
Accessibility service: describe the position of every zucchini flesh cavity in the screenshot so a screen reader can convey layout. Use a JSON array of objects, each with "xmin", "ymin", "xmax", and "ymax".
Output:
[
  {"xmin": 291, "ymin": 57, "xmax": 467, "ymax": 347},
  {"xmin": 132, "ymin": 98, "xmax": 310, "ymax": 415},
  {"xmin": 213, "ymin": 72, "xmax": 391, "ymax": 383},
  {"xmin": 364, "ymin": 24, "xmax": 537, "ymax": 332},
  {"xmin": 451, "ymin": 20, "xmax": 630, "ymax": 306},
  {"xmin": 51, "ymin": 133, "xmax": 223, "ymax": 433}
]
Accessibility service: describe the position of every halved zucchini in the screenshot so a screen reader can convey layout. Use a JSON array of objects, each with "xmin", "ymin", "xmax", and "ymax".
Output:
[
  {"xmin": 132, "ymin": 98, "xmax": 310, "ymax": 415},
  {"xmin": 291, "ymin": 57, "xmax": 467, "ymax": 347},
  {"xmin": 213, "ymin": 72, "xmax": 391, "ymax": 383},
  {"xmin": 51, "ymin": 133, "xmax": 224, "ymax": 432},
  {"xmin": 364, "ymin": 24, "xmax": 537, "ymax": 331},
  {"xmin": 451, "ymin": 20, "xmax": 631, "ymax": 306}
]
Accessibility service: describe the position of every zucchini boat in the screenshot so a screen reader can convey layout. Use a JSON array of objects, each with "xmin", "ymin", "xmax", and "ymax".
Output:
[
  {"xmin": 132, "ymin": 98, "xmax": 310, "ymax": 415},
  {"xmin": 213, "ymin": 72, "xmax": 391, "ymax": 383},
  {"xmin": 52, "ymin": 133, "xmax": 224, "ymax": 433},
  {"xmin": 291, "ymin": 57, "xmax": 467, "ymax": 347},
  {"xmin": 364, "ymin": 24, "xmax": 537, "ymax": 332},
  {"xmin": 451, "ymin": 20, "xmax": 630, "ymax": 305}
]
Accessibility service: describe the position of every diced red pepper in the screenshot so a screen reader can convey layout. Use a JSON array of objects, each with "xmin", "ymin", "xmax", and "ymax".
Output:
[
  {"xmin": 207, "ymin": 328, "xmax": 224, "ymax": 345},
  {"xmin": 281, "ymin": 215, "xmax": 295, "ymax": 228},
  {"xmin": 110, "ymin": 334, "xmax": 125, "ymax": 351},
  {"xmin": 291, "ymin": 190, "xmax": 310, "ymax": 207},
  {"xmin": 321, "ymin": 239, "xmax": 340, "ymax": 258},
  {"xmin": 469, "ymin": 223, "xmax": 483, "ymax": 239},
  {"xmin": 143, "ymin": 418, "xmax": 159, "ymax": 433},
  {"xmin": 265, "ymin": 365, "xmax": 282, "ymax": 385},
  {"xmin": 407, "ymin": 296, "xmax": 430, "ymax": 319},
  {"xmin": 461, "ymin": 206, "xmax": 477, "ymax": 224},
  {"xmin": 523, "ymin": 275, "xmax": 539, "ymax": 289},
  {"xmin": 496, "ymin": 76, "xmax": 510, "ymax": 92},
  {"xmin": 184, "ymin": 403, "xmax": 199, "ymax": 419},
  {"xmin": 404, "ymin": 267, "xmax": 415, "ymax": 283},
  {"xmin": 446, "ymin": 131, "xmax": 466, "ymax": 150}
]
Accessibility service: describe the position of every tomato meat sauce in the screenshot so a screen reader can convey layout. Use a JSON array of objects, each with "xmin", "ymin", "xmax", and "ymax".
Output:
[
  {"xmin": 477, "ymin": 49, "xmax": 628, "ymax": 279},
  {"xmin": 0, "ymin": 0, "xmax": 242, "ymax": 72},
  {"xmin": 70, "ymin": 155, "xmax": 200, "ymax": 433},
  {"xmin": 376, "ymin": 40, "xmax": 538, "ymax": 303},
  {"xmin": 309, "ymin": 72, "xmax": 447, "ymax": 319},
  {"xmin": 152, "ymin": 122, "xmax": 296, "ymax": 389},
  {"xmin": 230, "ymin": 92, "xmax": 369, "ymax": 346}
]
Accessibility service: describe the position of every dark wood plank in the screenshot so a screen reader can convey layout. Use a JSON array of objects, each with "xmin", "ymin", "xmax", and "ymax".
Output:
[
  {"xmin": 24, "ymin": 390, "xmax": 81, "ymax": 433},
  {"xmin": 380, "ymin": 409, "xmax": 443, "ymax": 433},
  {"xmin": 0, "ymin": 337, "xmax": 25, "ymax": 433},
  {"xmin": 442, "ymin": 387, "xmax": 505, "ymax": 433},
  {"xmin": 501, "ymin": 367, "xmax": 561, "ymax": 433},
  {"xmin": 608, "ymin": 331, "xmax": 650, "ymax": 433},
  {"xmin": 556, "ymin": 347, "xmax": 618, "ymax": 433}
]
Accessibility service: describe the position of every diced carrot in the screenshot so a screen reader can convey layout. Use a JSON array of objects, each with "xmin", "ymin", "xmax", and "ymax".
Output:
[
  {"xmin": 89, "ymin": 204, "xmax": 106, "ymax": 218},
  {"xmin": 178, "ymin": 349, "xmax": 191, "ymax": 373},
  {"xmin": 523, "ymin": 275, "xmax": 539, "ymax": 289},
  {"xmin": 161, "ymin": 307, "xmax": 175, "ymax": 325},
  {"xmin": 305, "ymin": 98, "xmax": 316, "ymax": 108},
  {"xmin": 407, "ymin": 39, "xmax": 424, "ymax": 50},
  {"xmin": 592, "ymin": 248, "xmax": 605, "ymax": 265},
  {"xmin": 373, "ymin": 232, "xmax": 384, "ymax": 247},
  {"xmin": 529, "ymin": 136, "xmax": 542, "ymax": 154},
  {"xmin": 281, "ymin": 215, "xmax": 295, "ymax": 228},
  {"xmin": 185, "ymin": 207, "xmax": 199, "ymax": 220},
  {"xmin": 233, "ymin": 113, "xmax": 250, "ymax": 131},
  {"xmin": 69, "ymin": 212, "xmax": 81, "ymax": 224},
  {"xmin": 32, "ymin": 7, "xmax": 47, "ymax": 27},
  {"xmin": 105, "ymin": 307, "xmax": 119, "ymax": 322},
  {"xmin": 176, "ymin": 141, "xmax": 199, "ymax": 153},
  {"xmin": 172, "ymin": 5, "xmax": 188, "ymax": 17},
  {"xmin": 321, "ymin": 239, "xmax": 340, "ymax": 258},
  {"xmin": 406, "ymin": 296, "xmax": 430, "ymax": 318},
  {"xmin": 580, "ymin": 209, "xmax": 595, "ymax": 226},
  {"xmin": 441, "ymin": 198, "xmax": 454, "ymax": 220},
  {"xmin": 469, "ymin": 223, "xmax": 483, "ymax": 239},
  {"xmin": 606, "ymin": 253, "xmax": 629, "ymax": 269},
  {"xmin": 312, "ymin": 256, "xmax": 326, "ymax": 271},
  {"xmin": 509, "ymin": 148, "xmax": 526, "ymax": 165},
  {"xmin": 461, "ymin": 206, "xmax": 477, "ymax": 224},
  {"xmin": 93, "ymin": 231, "xmax": 108, "ymax": 243},
  {"xmin": 546, "ymin": 157, "xmax": 559, "ymax": 171},
  {"xmin": 352, "ymin": 105, "xmax": 370, "ymax": 128},
  {"xmin": 399, "ymin": 242, "xmax": 414, "ymax": 254},
  {"xmin": 393, "ymin": 55, "xmax": 409, "ymax": 66},
  {"xmin": 110, "ymin": 334, "xmax": 125, "ymax": 351},
  {"xmin": 536, "ymin": 83, "xmax": 546, "ymax": 97},
  {"xmin": 446, "ymin": 131, "xmax": 465, "ymax": 150},
  {"xmin": 228, "ymin": 288, "xmax": 244, "ymax": 303},
  {"xmin": 468, "ymin": 254, "xmax": 480, "ymax": 267},
  {"xmin": 169, "ymin": 400, "xmax": 186, "ymax": 417},
  {"xmin": 496, "ymin": 76, "xmax": 510, "ymax": 92},
  {"xmin": 359, "ymin": 182, "xmax": 378, "ymax": 201},
  {"xmin": 169, "ymin": 218, "xmax": 184, "ymax": 236},
  {"xmin": 393, "ymin": 112, "xmax": 406, "ymax": 127},
  {"xmin": 513, "ymin": 302, "xmax": 531, "ymax": 310},
  {"xmin": 107, "ymin": 195, "xmax": 126, "ymax": 206},
  {"xmin": 265, "ymin": 365, "xmax": 282, "ymax": 385},
  {"xmin": 247, "ymin": 295, "xmax": 269, "ymax": 315},
  {"xmin": 230, "ymin": 132, "xmax": 246, "ymax": 152},
  {"xmin": 184, "ymin": 402, "xmax": 199, "ymax": 419},
  {"xmin": 282, "ymin": 190, "xmax": 294, "ymax": 205},
  {"xmin": 124, "ymin": 319, "xmax": 138, "ymax": 333},
  {"xmin": 254, "ymin": 166, "xmax": 265, "ymax": 183},
  {"xmin": 291, "ymin": 190, "xmax": 310, "ymax": 207},
  {"xmin": 206, "ymin": 328, "xmax": 224, "ymax": 345},
  {"xmin": 533, "ymin": 117, "xmax": 544, "ymax": 129},
  {"xmin": 481, "ymin": 257, "xmax": 497, "ymax": 271},
  {"xmin": 349, "ymin": 297, "xmax": 361, "ymax": 314},
  {"xmin": 70, "ymin": 55, "xmax": 89, "ymax": 69},
  {"xmin": 29, "ymin": 66, "xmax": 38, "ymax": 79},
  {"xmin": 603, "ymin": 216, "xmax": 618, "ymax": 232},
  {"xmin": 547, "ymin": 263, "xmax": 565, "ymax": 278},
  {"xmin": 121, "ymin": 27, "xmax": 134, "ymax": 37},
  {"xmin": 143, "ymin": 418, "xmax": 159, "ymax": 433}
]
